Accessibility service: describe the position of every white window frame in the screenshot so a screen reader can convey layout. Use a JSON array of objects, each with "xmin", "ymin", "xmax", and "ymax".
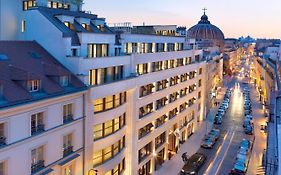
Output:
[
  {"xmin": 28, "ymin": 80, "xmax": 40, "ymax": 92},
  {"xmin": 60, "ymin": 76, "xmax": 69, "ymax": 87}
]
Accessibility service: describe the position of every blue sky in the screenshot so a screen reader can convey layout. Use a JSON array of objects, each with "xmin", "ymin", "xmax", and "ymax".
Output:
[{"xmin": 83, "ymin": 0, "xmax": 281, "ymax": 38}]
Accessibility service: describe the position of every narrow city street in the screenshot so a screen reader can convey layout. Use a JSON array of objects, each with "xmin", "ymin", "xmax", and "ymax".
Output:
[{"xmin": 196, "ymin": 57, "xmax": 267, "ymax": 175}]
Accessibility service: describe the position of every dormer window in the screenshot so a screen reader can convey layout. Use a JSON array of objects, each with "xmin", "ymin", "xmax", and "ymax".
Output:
[
  {"xmin": 97, "ymin": 25, "xmax": 105, "ymax": 32},
  {"xmin": 82, "ymin": 23, "xmax": 91, "ymax": 31},
  {"xmin": 28, "ymin": 80, "xmax": 40, "ymax": 92},
  {"xmin": 64, "ymin": 22, "xmax": 70, "ymax": 28},
  {"xmin": 60, "ymin": 76, "xmax": 69, "ymax": 87}
]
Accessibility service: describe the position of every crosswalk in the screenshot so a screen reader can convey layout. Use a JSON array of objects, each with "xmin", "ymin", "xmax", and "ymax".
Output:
[{"xmin": 255, "ymin": 166, "xmax": 265, "ymax": 175}]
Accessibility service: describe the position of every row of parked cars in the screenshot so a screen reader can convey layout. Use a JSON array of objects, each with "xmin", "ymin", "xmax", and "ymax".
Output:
[
  {"xmin": 230, "ymin": 138, "xmax": 252, "ymax": 174},
  {"xmin": 214, "ymin": 88, "xmax": 232, "ymax": 125},
  {"xmin": 201, "ymin": 129, "xmax": 220, "ymax": 149},
  {"xmin": 243, "ymin": 87, "xmax": 254, "ymax": 135}
]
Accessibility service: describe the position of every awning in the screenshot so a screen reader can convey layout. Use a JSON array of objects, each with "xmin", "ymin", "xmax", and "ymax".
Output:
[{"xmin": 58, "ymin": 154, "xmax": 80, "ymax": 166}]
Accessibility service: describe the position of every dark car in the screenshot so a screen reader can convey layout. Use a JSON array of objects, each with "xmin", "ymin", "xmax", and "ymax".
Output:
[
  {"xmin": 214, "ymin": 115, "xmax": 222, "ymax": 124},
  {"xmin": 181, "ymin": 153, "xmax": 207, "ymax": 174},
  {"xmin": 244, "ymin": 125, "xmax": 254, "ymax": 135}
]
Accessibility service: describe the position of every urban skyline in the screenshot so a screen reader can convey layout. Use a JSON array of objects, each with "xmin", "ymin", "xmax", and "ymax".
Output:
[{"xmin": 84, "ymin": 0, "xmax": 281, "ymax": 38}]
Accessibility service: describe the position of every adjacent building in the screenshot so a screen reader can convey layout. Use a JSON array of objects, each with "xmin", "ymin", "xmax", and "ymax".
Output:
[{"xmin": 0, "ymin": 41, "xmax": 87, "ymax": 175}]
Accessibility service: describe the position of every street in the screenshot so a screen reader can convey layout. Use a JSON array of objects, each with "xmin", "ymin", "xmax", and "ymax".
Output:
[{"xmin": 197, "ymin": 58, "xmax": 267, "ymax": 175}]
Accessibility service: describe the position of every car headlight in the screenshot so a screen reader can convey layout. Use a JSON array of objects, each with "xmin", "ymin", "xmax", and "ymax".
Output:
[
  {"xmin": 181, "ymin": 169, "xmax": 185, "ymax": 172},
  {"xmin": 190, "ymin": 171, "xmax": 195, "ymax": 174}
]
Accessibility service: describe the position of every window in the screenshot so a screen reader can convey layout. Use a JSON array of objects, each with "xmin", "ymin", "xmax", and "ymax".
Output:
[
  {"xmin": 0, "ymin": 85, "xmax": 3, "ymax": 100},
  {"xmin": 60, "ymin": 76, "xmax": 69, "ymax": 87},
  {"xmin": 23, "ymin": 0, "xmax": 37, "ymax": 10},
  {"xmin": 156, "ymin": 97, "xmax": 168, "ymax": 110},
  {"xmin": 93, "ymin": 113, "xmax": 126, "ymax": 140},
  {"xmin": 180, "ymin": 102, "xmax": 188, "ymax": 112},
  {"xmin": 152, "ymin": 61, "xmax": 163, "ymax": 72},
  {"xmin": 63, "ymin": 134, "xmax": 73, "ymax": 157},
  {"xmin": 198, "ymin": 91, "xmax": 201, "ymax": 99},
  {"xmin": 198, "ymin": 79, "xmax": 202, "ymax": 87},
  {"xmin": 199, "ymin": 68, "xmax": 203, "ymax": 75},
  {"xmin": 138, "ymin": 142, "xmax": 152, "ymax": 163},
  {"xmin": 180, "ymin": 73, "xmax": 188, "ymax": 82},
  {"xmin": 0, "ymin": 123, "xmax": 6, "ymax": 146},
  {"xmin": 27, "ymin": 80, "xmax": 40, "ymax": 92},
  {"xmin": 170, "ymin": 76, "xmax": 179, "ymax": 86},
  {"xmin": 89, "ymin": 66, "xmax": 123, "ymax": 85},
  {"xmin": 63, "ymin": 164, "xmax": 74, "ymax": 175},
  {"xmin": 31, "ymin": 112, "xmax": 44, "ymax": 135},
  {"xmin": 31, "ymin": 146, "xmax": 44, "ymax": 173},
  {"xmin": 155, "ymin": 114, "xmax": 167, "ymax": 128},
  {"xmin": 155, "ymin": 132, "xmax": 166, "ymax": 149},
  {"xmin": 138, "ymin": 160, "xmax": 151, "ymax": 175},
  {"xmin": 63, "ymin": 104, "xmax": 73, "ymax": 123},
  {"xmin": 136, "ymin": 63, "xmax": 149, "ymax": 75},
  {"xmin": 88, "ymin": 44, "xmax": 109, "ymax": 58},
  {"xmin": 22, "ymin": 20, "xmax": 26, "ymax": 32},
  {"xmin": 180, "ymin": 87, "xmax": 188, "ymax": 97},
  {"xmin": 139, "ymin": 84, "xmax": 154, "ymax": 97},
  {"xmin": 156, "ymin": 79, "xmax": 168, "ymax": 91},
  {"xmin": 169, "ymin": 92, "xmax": 179, "ymax": 103},
  {"xmin": 93, "ymin": 92, "xmax": 126, "ymax": 113},
  {"xmin": 169, "ymin": 60, "xmax": 175, "ymax": 68},
  {"xmin": 139, "ymin": 123, "xmax": 154, "ymax": 139},
  {"xmin": 104, "ymin": 158, "xmax": 125, "ymax": 175},
  {"xmin": 169, "ymin": 108, "xmax": 178, "ymax": 119},
  {"xmin": 139, "ymin": 103, "xmax": 153, "ymax": 119},
  {"xmin": 93, "ymin": 136, "xmax": 125, "ymax": 167},
  {"xmin": 176, "ymin": 58, "xmax": 184, "ymax": 67}
]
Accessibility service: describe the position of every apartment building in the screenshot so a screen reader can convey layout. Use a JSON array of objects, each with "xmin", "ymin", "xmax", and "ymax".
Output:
[
  {"xmin": 0, "ymin": 1, "xmax": 223, "ymax": 175},
  {"xmin": 0, "ymin": 41, "xmax": 87, "ymax": 175}
]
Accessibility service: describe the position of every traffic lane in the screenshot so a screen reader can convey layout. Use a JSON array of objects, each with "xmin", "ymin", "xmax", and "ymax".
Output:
[{"xmin": 196, "ymin": 131, "xmax": 227, "ymax": 175}]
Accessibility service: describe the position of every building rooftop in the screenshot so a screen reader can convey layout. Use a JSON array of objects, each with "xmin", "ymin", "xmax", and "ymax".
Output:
[{"xmin": 0, "ymin": 41, "xmax": 86, "ymax": 109}]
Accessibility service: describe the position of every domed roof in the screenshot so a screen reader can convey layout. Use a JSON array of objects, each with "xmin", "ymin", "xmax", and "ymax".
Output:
[{"xmin": 187, "ymin": 12, "xmax": 225, "ymax": 41}]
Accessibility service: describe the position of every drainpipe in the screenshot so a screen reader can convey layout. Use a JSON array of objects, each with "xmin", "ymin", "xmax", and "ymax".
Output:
[{"xmin": 82, "ymin": 92, "xmax": 86, "ymax": 175}]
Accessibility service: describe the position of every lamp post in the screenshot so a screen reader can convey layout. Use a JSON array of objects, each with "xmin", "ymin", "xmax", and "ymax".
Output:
[{"xmin": 88, "ymin": 169, "xmax": 98, "ymax": 175}]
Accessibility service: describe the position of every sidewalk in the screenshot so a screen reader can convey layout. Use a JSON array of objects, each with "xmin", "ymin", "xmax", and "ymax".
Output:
[{"xmin": 154, "ymin": 87, "xmax": 226, "ymax": 175}]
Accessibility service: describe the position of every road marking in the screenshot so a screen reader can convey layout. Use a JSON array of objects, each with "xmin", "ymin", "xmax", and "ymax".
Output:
[{"xmin": 215, "ymin": 128, "xmax": 236, "ymax": 175}]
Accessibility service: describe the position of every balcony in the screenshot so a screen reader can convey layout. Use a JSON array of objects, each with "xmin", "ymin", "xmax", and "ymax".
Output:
[
  {"xmin": 31, "ymin": 160, "xmax": 45, "ymax": 174},
  {"xmin": 63, "ymin": 146, "xmax": 73, "ymax": 157},
  {"xmin": 31, "ymin": 124, "xmax": 45, "ymax": 135},
  {"xmin": 0, "ymin": 136, "xmax": 6, "ymax": 146},
  {"xmin": 63, "ymin": 114, "xmax": 74, "ymax": 124}
]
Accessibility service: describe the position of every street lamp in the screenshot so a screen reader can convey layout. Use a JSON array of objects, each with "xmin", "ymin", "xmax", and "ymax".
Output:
[{"xmin": 88, "ymin": 169, "xmax": 98, "ymax": 175}]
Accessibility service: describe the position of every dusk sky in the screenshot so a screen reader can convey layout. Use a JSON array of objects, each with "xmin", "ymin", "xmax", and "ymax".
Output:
[{"xmin": 83, "ymin": 0, "xmax": 281, "ymax": 39}]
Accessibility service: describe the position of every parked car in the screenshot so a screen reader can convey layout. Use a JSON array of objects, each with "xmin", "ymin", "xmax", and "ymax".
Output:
[
  {"xmin": 209, "ymin": 129, "xmax": 220, "ymax": 140},
  {"xmin": 230, "ymin": 159, "xmax": 247, "ymax": 174},
  {"xmin": 243, "ymin": 118, "xmax": 252, "ymax": 128},
  {"xmin": 201, "ymin": 135, "xmax": 216, "ymax": 149},
  {"xmin": 240, "ymin": 139, "xmax": 251, "ymax": 151},
  {"xmin": 214, "ymin": 116, "xmax": 222, "ymax": 124},
  {"xmin": 181, "ymin": 153, "xmax": 207, "ymax": 174},
  {"xmin": 244, "ymin": 125, "xmax": 254, "ymax": 135},
  {"xmin": 245, "ymin": 115, "xmax": 253, "ymax": 120},
  {"xmin": 244, "ymin": 110, "xmax": 252, "ymax": 116}
]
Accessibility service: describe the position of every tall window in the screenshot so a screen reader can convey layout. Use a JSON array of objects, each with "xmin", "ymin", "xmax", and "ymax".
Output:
[
  {"xmin": 136, "ymin": 63, "xmax": 149, "ymax": 75},
  {"xmin": 63, "ymin": 164, "xmax": 74, "ymax": 175},
  {"xmin": 63, "ymin": 134, "xmax": 73, "ymax": 157},
  {"xmin": 138, "ymin": 123, "xmax": 154, "ymax": 139},
  {"xmin": 31, "ymin": 112, "xmax": 44, "ymax": 135},
  {"xmin": 0, "ymin": 123, "xmax": 5, "ymax": 146},
  {"xmin": 138, "ymin": 160, "xmax": 151, "ymax": 175},
  {"xmin": 139, "ymin": 84, "xmax": 154, "ymax": 97},
  {"xmin": 88, "ymin": 44, "xmax": 109, "ymax": 58},
  {"xmin": 21, "ymin": 20, "xmax": 26, "ymax": 32},
  {"xmin": 155, "ymin": 132, "xmax": 166, "ymax": 149},
  {"xmin": 139, "ymin": 103, "xmax": 153, "ymax": 119},
  {"xmin": 156, "ymin": 79, "xmax": 168, "ymax": 91},
  {"xmin": 63, "ymin": 104, "xmax": 73, "ymax": 123},
  {"xmin": 27, "ymin": 80, "xmax": 40, "ymax": 92},
  {"xmin": 89, "ymin": 66, "xmax": 123, "ymax": 86},
  {"xmin": 31, "ymin": 146, "xmax": 44, "ymax": 173},
  {"xmin": 138, "ymin": 142, "xmax": 152, "ymax": 163}
]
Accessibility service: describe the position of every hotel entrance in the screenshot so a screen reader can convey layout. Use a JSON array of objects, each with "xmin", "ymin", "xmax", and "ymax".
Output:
[{"xmin": 168, "ymin": 124, "xmax": 178, "ymax": 159}]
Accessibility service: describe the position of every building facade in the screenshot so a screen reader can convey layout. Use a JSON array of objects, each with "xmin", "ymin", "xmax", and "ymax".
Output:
[
  {"xmin": 0, "ymin": 1, "xmax": 224, "ymax": 175},
  {"xmin": 0, "ymin": 41, "xmax": 87, "ymax": 175}
]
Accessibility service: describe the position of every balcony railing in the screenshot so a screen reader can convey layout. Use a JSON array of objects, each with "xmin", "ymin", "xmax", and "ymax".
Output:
[
  {"xmin": 31, "ymin": 124, "xmax": 45, "ymax": 135},
  {"xmin": 63, "ymin": 146, "xmax": 73, "ymax": 157},
  {"xmin": 31, "ymin": 160, "xmax": 45, "ymax": 174},
  {"xmin": 63, "ymin": 114, "xmax": 74, "ymax": 124},
  {"xmin": 0, "ymin": 136, "xmax": 6, "ymax": 146}
]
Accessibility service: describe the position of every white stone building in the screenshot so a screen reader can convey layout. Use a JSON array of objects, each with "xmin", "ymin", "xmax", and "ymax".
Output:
[{"xmin": 0, "ymin": 1, "xmax": 223, "ymax": 175}]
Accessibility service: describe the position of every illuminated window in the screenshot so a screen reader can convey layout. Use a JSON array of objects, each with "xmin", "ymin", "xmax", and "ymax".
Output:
[
  {"xmin": 64, "ymin": 21, "xmax": 70, "ymax": 28},
  {"xmin": 21, "ymin": 20, "xmax": 26, "ymax": 32},
  {"xmin": 27, "ymin": 80, "xmax": 40, "ymax": 92}
]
